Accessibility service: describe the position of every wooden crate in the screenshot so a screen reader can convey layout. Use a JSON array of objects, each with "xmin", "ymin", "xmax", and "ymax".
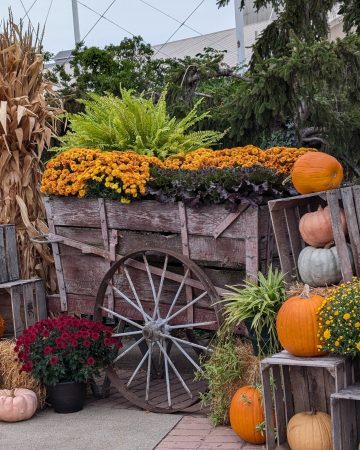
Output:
[
  {"xmin": 0, "ymin": 279, "xmax": 47, "ymax": 337},
  {"xmin": 44, "ymin": 197, "xmax": 276, "ymax": 315},
  {"xmin": 268, "ymin": 186, "xmax": 360, "ymax": 283},
  {"xmin": 261, "ymin": 351, "xmax": 351, "ymax": 450},
  {"xmin": 331, "ymin": 384, "xmax": 360, "ymax": 450},
  {"xmin": 0, "ymin": 224, "xmax": 19, "ymax": 283}
]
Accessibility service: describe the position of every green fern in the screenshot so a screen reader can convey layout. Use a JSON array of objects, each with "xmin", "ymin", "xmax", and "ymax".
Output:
[{"xmin": 61, "ymin": 88, "xmax": 224, "ymax": 159}]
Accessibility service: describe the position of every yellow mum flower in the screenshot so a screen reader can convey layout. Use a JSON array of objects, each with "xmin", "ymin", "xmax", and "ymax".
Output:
[
  {"xmin": 343, "ymin": 313, "xmax": 351, "ymax": 320},
  {"xmin": 323, "ymin": 329, "xmax": 331, "ymax": 339}
]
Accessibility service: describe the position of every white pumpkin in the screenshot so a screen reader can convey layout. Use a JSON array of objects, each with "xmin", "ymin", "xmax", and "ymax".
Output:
[
  {"xmin": 298, "ymin": 244, "xmax": 354, "ymax": 287},
  {"xmin": 0, "ymin": 388, "xmax": 37, "ymax": 422}
]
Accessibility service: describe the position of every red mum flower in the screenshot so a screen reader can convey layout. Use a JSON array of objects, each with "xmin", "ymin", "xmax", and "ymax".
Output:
[
  {"xmin": 49, "ymin": 356, "xmax": 58, "ymax": 365},
  {"xmin": 86, "ymin": 357, "xmax": 95, "ymax": 365},
  {"xmin": 91, "ymin": 332, "xmax": 99, "ymax": 341},
  {"xmin": 44, "ymin": 346, "xmax": 53, "ymax": 355},
  {"xmin": 83, "ymin": 340, "xmax": 91, "ymax": 348},
  {"xmin": 70, "ymin": 339, "xmax": 78, "ymax": 347},
  {"xmin": 41, "ymin": 329, "xmax": 50, "ymax": 338},
  {"xmin": 104, "ymin": 337, "xmax": 113, "ymax": 346}
]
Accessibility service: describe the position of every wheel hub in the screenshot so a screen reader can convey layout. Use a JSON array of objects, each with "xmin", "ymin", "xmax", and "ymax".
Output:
[{"xmin": 142, "ymin": 321, "xmax": 162, "ymax": 342}]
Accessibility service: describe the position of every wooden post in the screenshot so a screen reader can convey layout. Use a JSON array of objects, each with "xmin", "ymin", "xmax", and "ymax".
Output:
[{"xmin": 178, "ymin": 202, "xmax": 193, "ymax": 324}]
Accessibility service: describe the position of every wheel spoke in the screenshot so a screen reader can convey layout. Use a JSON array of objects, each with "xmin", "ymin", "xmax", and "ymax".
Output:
[
  {"xmin": 124, "ymin": 267, "xmax": 151, "ymax": 322},
  {"xmin": 165, "ymin": 268, "xmax": 190, "ymax": 319},
  {"xmin": 98, "ymin": 305, "xmax": 144, "ymax": 330},
  {"xmin": 145, "ymin": 342, "xmax": 153, "ymax": 401},
  {"xmin": 108, "ymin": 282, "xmax": 151, "ymax": 322},
  {"xmin": 143, "ymin": 254, "xmax": 157, "ymax": 302},
  {"xmin": 153, "ymin": 255, "xmax": 168, "ymax": 320},
  {"xmin": 127, "ymin": 348, "xmax": 149, "ymax": 388},
  {"xmin": 161, "ymin": 333, "xmax": 211, "ymax": 352},
  {"xmin": 162, "ymin": 339, "xmax": 171, "ymax": 407},
  {"xmin": 112, "ymin": 330, "xmax": 143, "ymax": 338},
  {"xmin": 172, "ymin": 339, "xmax": 201, "ymax": 371},
  {"xmin": 167, "ymin": 321, "xmax": 216, "ymax": 330},
  {"xmin": 164, "ymin": 291, "xmax": 208, "ymax": 324},
  {"xmin": 157, "ymin": 341, "xmax": 192, "ymax": 398},
  {"xmin": 113, "ymin": 336, "xmax": 145, "ymax": 363}
]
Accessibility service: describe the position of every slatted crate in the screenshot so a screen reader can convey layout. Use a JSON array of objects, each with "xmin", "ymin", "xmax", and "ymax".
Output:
[
  {"xmin": 261, "ymin": 351, "xmax": 353, "ymax": 450},
  {"xmin": 268, "ymin": 186, "xmax": 360, "ymax": 284},
  {"xmin": 331, "ymin": 383, "xmax": 360, "ymax": 450},
  {"xmin": 0, "ymin": 224, "xmax": 19, "ymax": 283}
]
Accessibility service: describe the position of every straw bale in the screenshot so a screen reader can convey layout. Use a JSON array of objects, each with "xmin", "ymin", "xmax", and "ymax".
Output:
[{"xmin": 0, "ymin": 339, "xmax": 46, "ymax": 409}]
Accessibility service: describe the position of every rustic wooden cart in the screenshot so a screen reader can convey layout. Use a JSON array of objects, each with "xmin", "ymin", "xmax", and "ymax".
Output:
[{"xmin": 39, "ymin": 196, "xmax": 275, "ymax": 412}]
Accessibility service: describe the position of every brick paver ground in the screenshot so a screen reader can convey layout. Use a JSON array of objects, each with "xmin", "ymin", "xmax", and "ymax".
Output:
[{"xmin": 155, "ymin": 416, "xmax": 266, "ymax": 450}]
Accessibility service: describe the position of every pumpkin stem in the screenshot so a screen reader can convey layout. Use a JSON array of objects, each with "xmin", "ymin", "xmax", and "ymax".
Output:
[
  {"xmin": 324, "ymin": 241, "xmax": 335, "ymax": 249},
  {"xmin": 282, "ymin": 175, "xmax": 291, "ymax": 186},
  {"xmin": 300, "ymin": 284, "xmax": 310, "ymax": 299}
]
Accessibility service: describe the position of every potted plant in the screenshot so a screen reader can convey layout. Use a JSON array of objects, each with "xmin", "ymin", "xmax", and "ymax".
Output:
[{"xmin": 14, "ymin": 316, "xmax": 121, "ymax": 413}]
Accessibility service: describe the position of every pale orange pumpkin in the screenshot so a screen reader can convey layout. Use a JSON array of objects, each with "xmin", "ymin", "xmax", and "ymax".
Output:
[
  {"xmin": 299, "ymin": 206, "xmax": 347, "ymax": 247},
  {"xmin": 230, "ymin": 386, "xmax": 265, "ymax": 445},
  {"xmin": 291, "ymin": 152, "xmax": 343, "ymax": 194},
  {"xmin": 0, "ymin": 388, "xmax": 37, "ymax": 422},
  {"xmin": 287, "ymin": 411, "xmax": 332, "ymax": 450},
  {"xmin": 276, "ymin": 285, "xmax": 325, "ymax": 357}
]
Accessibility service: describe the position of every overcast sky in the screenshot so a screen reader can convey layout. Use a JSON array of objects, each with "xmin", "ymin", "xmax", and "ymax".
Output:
[{"xmin": 0, "ymin": 0, "xmax": 236, "ymax": 55}]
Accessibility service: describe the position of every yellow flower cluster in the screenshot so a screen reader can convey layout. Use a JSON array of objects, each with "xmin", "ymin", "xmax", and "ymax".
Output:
[
  {"xmin": 317, "ymin": 278, "xmax": 360, "ymax": 357},
  {"xmin": 41, "ymin": 146, "xmax": 314, "ymax": 200},
  {"xmin": 41, "ymin": 148, "xmax": 153, "ymax": 202},
  {"xmin": 163, "ymin": 146, "xmax": 313, "ymax": 174}
]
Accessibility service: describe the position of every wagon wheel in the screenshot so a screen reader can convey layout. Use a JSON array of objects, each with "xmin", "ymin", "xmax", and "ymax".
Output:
[{"xmin": 94, "ymin": 248, "xmax": 221, "ymax": 413}]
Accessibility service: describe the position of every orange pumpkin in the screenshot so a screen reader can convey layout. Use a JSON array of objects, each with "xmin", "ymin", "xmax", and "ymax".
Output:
[
  {"xmin": 299, "ymin": 206, "xmax": 347, "ymax": 247},
  {"xmin": 230, "ymin": 386, "xmax": 265, "ymax": 445},
  {"xmin": 276, "ymin": 285, "xmax": 325, "ymax": 357},
  {"xmin": 291, "ymin": 152, "xmax": 343, "ymax": 194}
]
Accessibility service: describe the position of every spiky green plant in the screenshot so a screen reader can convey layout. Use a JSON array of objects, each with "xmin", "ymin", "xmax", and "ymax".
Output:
[
  {"xmin": 222, "ymin": 266, "xmax": 286, "ymax": 356},
  {"xmin": 60, "ymin": 89, "xmax": 223, "ymax": 159}
]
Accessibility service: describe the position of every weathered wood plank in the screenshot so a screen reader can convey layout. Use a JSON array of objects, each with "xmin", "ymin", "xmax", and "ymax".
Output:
[
  {"xmin": 284, "ymin": 207, "xmax": 302, "ymax": 277},
  {"xmin": 269, "ymin": 209, "xmax": 295, "ymax": 283},
  {"xmin": 282, "ymin": 365, "xmax": 294, "ymax": 422},
  {"xmin": 0, "ymin": 228, "xmax": 8, "ymax": 283},
  {"xmin": 262, "ymin": 351, "xmax": 345, "ymax": 367},
  {"xmin": 35, "ymin": 280, "xmax": 47, "ymax": 320},
  {"xmin": 290, "ymin": 367, "xmax": 310, "ymax": 412},
  {"xmin": 44, "ymin": 197, "xmax": 67, "ymax": 311},
  {"xmin": 272, "ymin": 365, "xmax": 286, "ymax": 444},
  {"xmin": 260, "ymin": 365, "xmax": 276, "ymax": 450},
  {"xmin": 306, "ymin": 367, "xmax": 327, "ymax": 412},
  {"xmin": 213, "ymin": 204, "xmax": 249, "ymax": 239},
  {"xmin": 330, "ymin": 397, "xmax": 342, "ymax": 450},
  {"xmin": 10, "ymin": 285, "xmax": 23, "ymax": 337},
  {"xmin": 245, "ymin": 206, "xmax": 259, "ymax": 281},
  {"xmin": 4, "ymin": 225, "xmax": 19, "ymax": 281},
  {"xmin": 327, "ymin": 189, "xmax": 354, "ymax": 282},
  {"xmin": 341, "ymin": 187, "xmax": 360, "ymax": 276},
  {"xmin": 23, "ymin": 282, "xmax": 36, "ymax": 328}
]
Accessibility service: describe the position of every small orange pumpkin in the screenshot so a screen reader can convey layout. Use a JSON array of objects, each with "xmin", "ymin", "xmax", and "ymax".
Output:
[
  {"xmin": 291, "ymin": 152, "xmax": 343, "ymax": 194},
  {"xmin": 276, "ymin": 285, "xmax": 325, "ymax": 357},
  {"xmin": 230, "ymin": 386, "xmax": 265, "ymax": 445},
  {"xmin": 299, "ymin": 206, "xmax": 347, "ymax": 247},
  {"xmin": 287, "ymin": 411, "xmax": 332, "ymax": 450}
]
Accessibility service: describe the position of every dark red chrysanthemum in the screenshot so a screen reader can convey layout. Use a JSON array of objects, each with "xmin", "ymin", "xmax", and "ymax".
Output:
[{"xmin": 86, "ymin": 357, "xmax": 95, "ymax": 365}]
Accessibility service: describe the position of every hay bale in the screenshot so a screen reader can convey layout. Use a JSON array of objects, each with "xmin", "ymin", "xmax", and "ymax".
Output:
[
  {"xmin": 0, "ymin": 339, "xmax": 46, "ymax": 409},
  {"xmin": 287, "ymin": 282, "xmax": 332, "ymax": 298}
]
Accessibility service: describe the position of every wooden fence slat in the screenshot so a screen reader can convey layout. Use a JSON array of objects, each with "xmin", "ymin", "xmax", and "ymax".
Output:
[
  {"xmin": 0, "ymin": 227, "xmax": 7, "ymax": 282},
  {"xmin": 327, "ymin": 189, "xmax": 354, "ymax": 282},
  {"xmin": 23, "ymin": 282, "xmax": 36, "ymax": 328},
  {"xmin": 4, "ymin": 225, "xmax": 19, "ymax": 281},
  {"xmin": 341, "ymin": 187, "xmax": 360, "ymax": 276}
]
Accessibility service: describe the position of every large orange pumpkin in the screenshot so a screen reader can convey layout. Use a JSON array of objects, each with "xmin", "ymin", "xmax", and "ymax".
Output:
[
  {"xmin": 291, "ymin": 152, "xmax": 343, "ymax": 194},
  {"xmin": 299, "ymin": 206, "xmax": 347, "ymax": 247},
  {"xmin": 276, "ymin": 285, "xmax": 325, "ymax": 357},
  {"xmin": 230, "ymin": 386, "xmax": 265, "ymax": 445}
]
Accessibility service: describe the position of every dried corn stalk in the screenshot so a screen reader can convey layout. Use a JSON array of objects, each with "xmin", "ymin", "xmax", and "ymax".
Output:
[{"xmin": 0, "ymin": 14, "xmax": 62, "ymax": 290}]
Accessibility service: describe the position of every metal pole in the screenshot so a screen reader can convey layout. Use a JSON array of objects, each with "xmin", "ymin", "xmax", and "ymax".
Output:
[
  {"xmin": 234, "ymin": 0, "xmax": 246, "ymax": 72},
  {"xmin": 71, "ymin": 0, "xmax": 81, "ymax": 44}
]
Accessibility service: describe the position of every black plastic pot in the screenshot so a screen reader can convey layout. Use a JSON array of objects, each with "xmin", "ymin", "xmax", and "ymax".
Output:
[{"xmin": 47, "ymin": 381, "xmax": 86, "ymax": 413}]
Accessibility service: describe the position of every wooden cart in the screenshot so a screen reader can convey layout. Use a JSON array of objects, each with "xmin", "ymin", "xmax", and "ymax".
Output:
[{"xmin": 39, "ymin": 196, "xmax": 275, "ymax": 412}]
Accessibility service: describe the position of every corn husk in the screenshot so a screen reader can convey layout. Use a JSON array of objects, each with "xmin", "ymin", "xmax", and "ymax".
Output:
[
  {"xmin": 0, "ymin": 339, "xmax": 46, "ymax": 408},
  {"xmin": 0, "ymin": 14, "xmax": 62, "ymax": 291}
]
